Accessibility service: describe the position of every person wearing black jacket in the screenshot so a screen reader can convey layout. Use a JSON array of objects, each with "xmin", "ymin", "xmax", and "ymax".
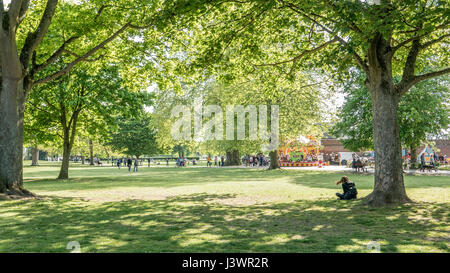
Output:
[
  {"xmin": 127, "ymin": 158, "xmax": 132, "ymax": 172},
  {"xmin": 420, "ymin": 153, "xmax": 426, "ymax": 169},
  {"xmin": 335, "ymin": 176, "xmax": 358, "ymax": 200}
]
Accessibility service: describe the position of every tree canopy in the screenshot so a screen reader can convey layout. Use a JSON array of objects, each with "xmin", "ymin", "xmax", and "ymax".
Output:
[
  {"xmin": 156, "ymin": 0, "xmax": 450, "ymax": 206},
  {"xmin": 1, "ymin": 0, "xmax": 449, "ymax": 206},
  {"xmin": 331, "ymin": 71, "xmax": 449, "ymax": 153},
  {"xmin": 26, "ymin": 63, "xmax": 152, "ymax": 178},
  {"xmin": 107, "ymin": 115, "xmax": 159, "ymax": 158}
]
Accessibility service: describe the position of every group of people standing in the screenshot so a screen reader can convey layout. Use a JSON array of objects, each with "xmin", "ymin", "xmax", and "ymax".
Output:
[
  {"xmin": 116, "ymin": 158, "xmax": 139, "ymax": 172},
  {"xmin": 243, "ymin": 154, "xmax": 268, "ymax": 167},
  {"xmin": 325, "ymin": 153, "xmax": 340, "ymax": 163},
  {"xmin": 206, "ymin": 155, "xmax": 225, "ymax": 167},
  {"xmin": 177, "ymin": 157, "xmax": 201, "ymax": 167},
  {"xmin": 420, "ymin": 152, "xmax": 440, "ymax": 170},
  {"xmin": 176, "ymin": 157, "xmax": 187, "ymax": 167}
]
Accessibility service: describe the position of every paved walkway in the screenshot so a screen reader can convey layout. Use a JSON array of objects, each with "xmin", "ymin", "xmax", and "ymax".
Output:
[
  {"xmin": 94, "ymin": 163, "xmax": 450, "ymax": 175},
  {"xmin": 280, "ymin": 165, "xmax": 450, "ymax": 175}
]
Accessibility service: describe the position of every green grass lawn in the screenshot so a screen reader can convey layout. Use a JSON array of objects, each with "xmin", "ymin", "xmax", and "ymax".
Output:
[{"xmin": 0, "ymin": 162, "xmax": 448, "ymax": 253}]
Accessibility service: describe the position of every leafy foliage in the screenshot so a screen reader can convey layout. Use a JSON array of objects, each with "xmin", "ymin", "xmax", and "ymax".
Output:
[
  {"xmin": 159, "ymin": 0, "xmax": 449, "ymax": 85},
  {"xmin": 107, "ymin": 115, "xmax": 159, "ymax": 158},
  {"xmin": 26, "ymin": 63, "xmax": 152, "ymax": 153},
  {"xmin": 331, "ymin": 72, "xmax": 449, "ymax": 151}
]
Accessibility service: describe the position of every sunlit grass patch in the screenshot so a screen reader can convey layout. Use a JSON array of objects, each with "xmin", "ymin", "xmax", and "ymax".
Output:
[{"xmin": 0, "ymin": 165, "xmax": 448, "ymax": 252}]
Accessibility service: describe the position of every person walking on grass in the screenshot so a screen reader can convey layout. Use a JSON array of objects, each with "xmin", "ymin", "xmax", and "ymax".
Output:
[
  {"xmin": 127, "ymin": 158, "xmax": 132, "ymax": 172},
  {"xmin": 420, "ymin": 152, "xmax": 426, "ymax": 169},
  {"xmin": 429, "ymin": 153, "xmax": 437, "ymax": 172},
  {"xmin": 134, "ymin": 158, "xmax": 139, "ymax": 172}
]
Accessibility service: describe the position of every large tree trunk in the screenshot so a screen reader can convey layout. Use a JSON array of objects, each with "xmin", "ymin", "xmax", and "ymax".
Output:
[
  {"xmin": 89, "ymin": 139, "xmax": 94, "ymax": 166},
  {"xmin": 103, "ymin": 148, "xmax": 110, "ymax": 164},
  {"xmin": 31, "ymin": 145, "xmax": 39, "ymax": 166},
  {"xmin": 268, "ymin": 150, "xmax": 279, "ymax": 170},
  {"xmin": 58, "ymin": 136, "xmax": 72, "ymax": 179},
  {"xmin": 0, "ymin": 29, "xmax": 33, "ymax": 196},
  {"xmin": 178, "ymin": 146, "xmax": 185, "ymax": 158},
  {"xmin": 364, "ymin": 36, "xmax": 411, "ymax": 206},
  {"xmin": 57, "ymin": 111, "xmax": 79, "ymax": 179},
  {"xmin": 81, "ymin": 155, "xmax": 85, "ymax": 164},
  {"xmin": 366, "ymin": 88, "xmax": 410, "ymax": 206},
  {"xmin": 225, "ymin": 149, "xmax": 240, "ymax": 166},
  {"xmin": 0, "ymin": 79, "xmax": 31, "ymax": 196}
]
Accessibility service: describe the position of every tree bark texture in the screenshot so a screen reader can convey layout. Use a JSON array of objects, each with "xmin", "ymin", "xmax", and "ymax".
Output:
[
  {"xmin": 364, "ymin": 34, "xmax": 412, "ymax": 206},
  {"xmin": 31, "ymin": 145, "xmax": 39, "ymax": 166},
  {"xmin": 268, "ymin": 150, "xmax": 280, "ymax": 170}
]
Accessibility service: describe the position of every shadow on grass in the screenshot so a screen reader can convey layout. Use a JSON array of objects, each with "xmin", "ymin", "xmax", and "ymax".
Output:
[
  {"xmin": 288, "ymin": 171, "xmax": 450, "ymax": 190},
  {"xmin": 23, "ymin": 168, "xmax": 291, "ymax": 192},
  {"xmin": 24, "ymin": 168, "xmax": 450, "ymax": 192},
  {"xmin": 0, "ymin": 193, "xmax": 448, "ymax": 253}
]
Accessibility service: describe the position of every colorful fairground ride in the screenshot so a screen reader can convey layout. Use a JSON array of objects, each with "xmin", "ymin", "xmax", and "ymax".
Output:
[{"xmin": 278, "ymin": 135, "xmax": 329, "ymax": 167}]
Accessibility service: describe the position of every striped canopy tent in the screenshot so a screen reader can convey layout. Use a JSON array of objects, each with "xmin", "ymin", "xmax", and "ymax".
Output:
[{"xmin": 419, "ymin": 147, "xmax": 434, "ymax": 156}]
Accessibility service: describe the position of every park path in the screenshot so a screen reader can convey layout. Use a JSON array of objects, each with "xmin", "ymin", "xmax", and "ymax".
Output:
[
  {"xmin": 280, "ymin": 165, "xmax": 450, "ymax": 176},
  {"xmin": 84, "ymin": 163, "xmax": 450, "ymax": 176},
  {"xmin": 183, "ymin": 164, "xmax": 450, "ymax": 176},
  {"xmin": 160, "ymin": 164, "xmax": 450, "ymax": 176}
]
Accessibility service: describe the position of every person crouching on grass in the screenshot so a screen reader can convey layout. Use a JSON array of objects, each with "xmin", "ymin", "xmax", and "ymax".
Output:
[{"xmin": 335, "ymin": 176, "xmax": 358, "ymax": 200}]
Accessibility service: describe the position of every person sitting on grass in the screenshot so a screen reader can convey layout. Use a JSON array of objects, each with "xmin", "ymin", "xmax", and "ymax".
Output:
[{"xmin": 335, "ymin": 176, "xmax": 358, "ymax": 200}]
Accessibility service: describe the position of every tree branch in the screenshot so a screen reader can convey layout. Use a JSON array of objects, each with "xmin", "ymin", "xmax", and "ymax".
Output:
[
  {"xmin": 281, "ymin": 2, "xmax": 369, "ymax": 75},
  {"xmin": 62, "ymin": 49, "xmax": 105, "ymax": 62},
  {"xmin": 43, "ymin": 96, "xmax": 58, "ymax": 111},
  {"xmin": 420, "ymin": 33, "xmax": 450, "ymax": 49},
  {"xmin": 20, "ymin": 0, "xmax": 58, "ymax": 71},
  {"xmin": 129, "ymin": 23, "xmax": 154, "ymax": 30},
  {"xmin": 391, "ymin": 31, "xmax": 430, "ymax": 53},
  {"xmin": 216, "ymin": 3, "xmax": 270, "ymax": 62},
  {"xmin": 395, "ymin": 39, "xmax": 420, "ymax": 94},
  {"xmin": 403, "ymin": 39, "xmax": 420, "ymax": 76},
  {"xmin": 8, "ymin": 0, "xmax": 23, "ymax": 27},
  {"xmin": 411, "ymin": 68, "xmax": 450, "ymax": 87},
  {"xmin": 33, "ymin": 22, "xmax": 131, "ymax": 85},
  {"xmin": 59, "ymin": 92, "xmax": 68, "ymax": 131},
  {"xmin": 18, "ymin": 0, "xmax": 30, "ymax": 25},
  {"xmin": 397, "ymin": 67, "xmax": 450, "ymax": 96},
  {"xmin": 323, "ymin": 0, "xmax": 363, "ymax": 35},
  {"xmin": 32, "ymin": 36, "xmax": 80, "ymax": 74},
  {"xmin": 94, "ymin": 4, "xmax": 112, "ymax": 22},
  {"xmin": 391, "ymin": 23, "xmax": 449, "ymax": 52},
  {"xmin": 68, "ymin": 109, "xmax": 81, "ymax": 147},
  {"xmin": 254, "ymin": 36, "xmax": 339, "ymax": 67}
]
